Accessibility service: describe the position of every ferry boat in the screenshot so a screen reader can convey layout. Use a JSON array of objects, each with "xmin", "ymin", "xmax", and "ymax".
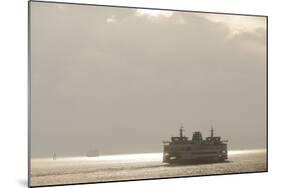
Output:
[{"xmin": 163, "ymin": 127, "xmax": 228, "ymax": 163}]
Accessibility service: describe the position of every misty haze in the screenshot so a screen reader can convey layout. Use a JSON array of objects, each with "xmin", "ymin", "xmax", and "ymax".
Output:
[{"xmin": 29, "ymin": 1, "xmax": 267, "ymax": 186}]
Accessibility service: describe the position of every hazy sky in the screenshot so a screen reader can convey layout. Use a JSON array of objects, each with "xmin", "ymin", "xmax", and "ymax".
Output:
[{"xmin": 30, "ymin": 2, "xmax": 267, "ymax": 158}]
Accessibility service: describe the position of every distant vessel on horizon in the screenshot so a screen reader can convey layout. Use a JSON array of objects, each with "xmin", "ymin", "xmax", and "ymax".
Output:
[
  {"xmin": 163, "ymin": 126, "xmax": 228, "ymax": 163},
  {"xmin": 86, "ymin": 149, "xmax": 99, "ymax": 157}
]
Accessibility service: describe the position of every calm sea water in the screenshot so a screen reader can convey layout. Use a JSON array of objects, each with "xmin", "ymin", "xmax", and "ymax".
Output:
[{"xmin": 30, "ymin": 149, "xmax": 267, "ymax": 187}]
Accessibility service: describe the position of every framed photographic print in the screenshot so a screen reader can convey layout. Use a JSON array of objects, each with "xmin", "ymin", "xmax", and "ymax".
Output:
[{"xmin": 28, "ymin": 0, "xmax": 268, "ymax": 187}]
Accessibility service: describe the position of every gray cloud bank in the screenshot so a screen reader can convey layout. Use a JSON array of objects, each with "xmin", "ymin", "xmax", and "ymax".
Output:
[{"xmin": 30, "ymin": 2, "xmax": 266, "ymax": 157}]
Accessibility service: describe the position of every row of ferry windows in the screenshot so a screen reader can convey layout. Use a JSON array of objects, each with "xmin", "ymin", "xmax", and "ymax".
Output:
[
  {"xmin": 166, "ymin": 150, "xmax": 227, "ymax": 154},
  {"xmin": 169, "ymin": 147, "xmax": 226, "ymax": 151}
]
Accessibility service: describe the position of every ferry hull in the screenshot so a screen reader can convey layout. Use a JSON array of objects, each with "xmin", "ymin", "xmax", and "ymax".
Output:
[{"xmin": 163, "ymin": 154, "xmax": 227, "ymax": 164}]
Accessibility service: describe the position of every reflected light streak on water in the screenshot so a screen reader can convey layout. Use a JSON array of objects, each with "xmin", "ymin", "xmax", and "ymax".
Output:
[{"xmin": 30, "ymin": 149, "xmax": 267, "ymax": 187}]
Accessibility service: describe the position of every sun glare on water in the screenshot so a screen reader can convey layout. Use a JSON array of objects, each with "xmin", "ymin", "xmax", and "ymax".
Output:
[
  {"xmin": 32, "ymin": 150, "xmax": 265, "ymax": 164},
  {"xmin": 228, "ymin": 149, "xmax": 266, "ymax": 155},
  {"xmin": 97, "ymin": 153, "xmax": 162, "ymax": 162}
]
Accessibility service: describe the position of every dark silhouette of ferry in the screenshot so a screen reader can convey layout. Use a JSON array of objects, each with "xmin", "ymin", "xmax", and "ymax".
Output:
[{"xmin": 163, "ymin": 127, "xmax": 228, "ymax": 164}]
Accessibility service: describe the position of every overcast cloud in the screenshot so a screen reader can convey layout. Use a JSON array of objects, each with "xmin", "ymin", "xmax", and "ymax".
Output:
[{"xmin": 30, "ymin": 2, "xmax": 267, "ymax": 158}]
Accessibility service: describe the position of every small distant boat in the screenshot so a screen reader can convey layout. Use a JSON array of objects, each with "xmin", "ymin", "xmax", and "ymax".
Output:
[
  {"xmin": 86, "ymin": 149, "xmax": 99, "ymax": 157},
  {"xmin": 53, "ymin": 152, "xmax": 57, "ymax": 160}
]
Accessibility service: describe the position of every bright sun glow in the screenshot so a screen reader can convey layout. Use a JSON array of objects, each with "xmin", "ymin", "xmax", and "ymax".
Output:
[
  {"xmin": 202, "ymin": 14, "xmax": 266, "ymax": 35},
  {"xmin": 97, "ymin": 153, "xmax": 162, "ymax": 162},
  {"xmin": 106, "ymin": 16, "xmax": 116, "ymax": 23},
  {"xmin": 136, "ymin": 9, "xmax": 173, "ymax": 18},
  {"xmin": 228, "ymin": 149, "xmax": 266, "ymax": 155}
]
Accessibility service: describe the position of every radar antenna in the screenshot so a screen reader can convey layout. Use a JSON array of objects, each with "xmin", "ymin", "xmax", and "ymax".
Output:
[
  {"xmin": 210, "ymin": 126, "xmax": 214, "ymax": 137},
  {"xmin": 179, "ymin": 125, "xmax": 184, "ymax": 138}
]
